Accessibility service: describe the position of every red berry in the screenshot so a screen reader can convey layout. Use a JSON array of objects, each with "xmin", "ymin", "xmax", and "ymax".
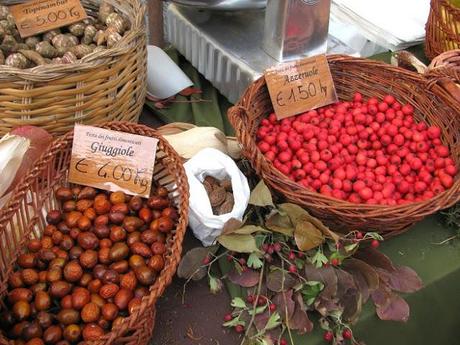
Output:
[
  {"xmin": 288, "ymin": 251, "xmax": 296, "ymax": 260},
  {"xmin": 269, "ymin": 303, "xmax": 276, "ymax": 312},
  {"xmin": 288, "ymin": 265, "xmax": 297, "ymax": 273},
  {"xmin": 202, "ymin": 256, "xmax": 211, "ymax": 265},
  {"xmin": 257, "ymin": 296, "xmax": 266, "ymax": 306},
  {"xmin": 224, "ymin": 313, "xmax": 233, "ymax": 322},
  {"xmin": 342, "ymin": 329, "xmax": 353, "ymax": 340},
  {"xmin": 371, "ymin": 239, "xmax": 380, "ymax": 248},
  {"xmin": 323, "ymin": 331, "xmax": 334, "ymax": 342},
  {"xmin": 235, "ymin": 325, "xmax": 244, "ymax": 333},
  {"xmin": 280, "ymin": 339, "xmax": 288, "ymax": 345},
  {"xmin": 330, "ymin": 258, "xmax": 340, "ymax": 266},
  {"xmin": 273, "ymin": 242, "xmax": 282, "ymax": 252}
]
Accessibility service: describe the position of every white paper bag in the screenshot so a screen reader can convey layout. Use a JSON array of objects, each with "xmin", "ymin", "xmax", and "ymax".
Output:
[{"xmin": 184, "ymin": 148, "xmax": 250, "ymax": 246}]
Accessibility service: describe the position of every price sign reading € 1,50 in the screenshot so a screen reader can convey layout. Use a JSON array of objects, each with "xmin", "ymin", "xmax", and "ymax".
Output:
[
  {"xmin": 10, "ymin": 0, "xmax": 87, "ymax": 38},
  {"xmin": 68, "ymin": 125, "xmax": 159, "ymax": 198},
  {"xmin": 265, "ymin": 55, "xmax": 338, "ymax": 120}
]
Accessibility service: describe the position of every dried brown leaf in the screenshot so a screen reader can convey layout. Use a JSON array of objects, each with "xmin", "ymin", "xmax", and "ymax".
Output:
[
  {"xmin": 272, "ymin": 290, "xmax": 295, "ymax": 321},
  {"xmin": 266, "ymin": 270, "xmax": 297, "ymax": 292},
  {"xmin": 354, "ymin": 248, "xmax": 396, "ymax": 272},
  {"xmin": 343, "ymin": 258, "xmax": 379, "ymax": 291},
  {"xmin": 294, "ymin": 220, "xmax": 325, "ymax": 251},
  {"xmin": 288, "ymin": 293, "xmax": 314, "ymax": 334},
  {"xmin": 177, "ymin": 246, "xmax": 218, "ymax": 281},
  {"xmin": 304, "ymin": 264, "xmax": 338, "ymax": 299},
  {"xmin": 227, "ymin": 268, "xmax": 260, "ymax": 287}
]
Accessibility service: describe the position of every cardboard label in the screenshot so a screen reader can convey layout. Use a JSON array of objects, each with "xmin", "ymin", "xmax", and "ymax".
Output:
[
  {"xmin": 10, "ymin": 0, "xmax": 87, "ymax": 38},
  {"xmin": 69, "ymin": 125, "xmax": 159, "ymax": 198},
  {"xmin": 265, "ymin": 54, "xmax": 338, "ymax": 119}
]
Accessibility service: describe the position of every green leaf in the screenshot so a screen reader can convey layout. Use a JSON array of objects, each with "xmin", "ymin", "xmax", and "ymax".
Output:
[
  {"xmin": 265, "ymin": 210, "xmax": 294, "ymax": 236},
  {"xmin": 249, "ymin": 180, "xmax": 274, "ymax": 207},
  {"xmin": 344, "ymin": 243, "xmax": 359, "ymax": 254},
  {"xmin": 223, "ymin": 316, "xmax": 246, "ymax": 327},
  {"xmin": 301, "ymin": 281, "xmax": 324, "ymax": 305},
  {"xmin": 248, "ymin": 305, "xmax": 267, "ymax": 316},
  {"xmin": 294, "ymin": 220, "xmax": 325, "ymax": 251},
  {"xmin": 231, "ymin": 297, "xmax": 247, "ymax": 309},
  {"xmin": 247, "ymin": 253, "xmax": 264, "ymax": 269},
  {"xmin": 311, "ymin": 250, "xmax": 328, "ymax": 268},
  {"xmin": 365, "ymin": 232, "xmax": 384, "ymax": 241},
  {"xmin": 218, "ymin": 234, "xmax": 260, "ymax": 253},
  {"xmin": 209, "ymin": 275, "xmax": 223, "ymax": 294},
  {"xmin": 264, "ymin": 312, "xmax": 281, "ymax": 330}
]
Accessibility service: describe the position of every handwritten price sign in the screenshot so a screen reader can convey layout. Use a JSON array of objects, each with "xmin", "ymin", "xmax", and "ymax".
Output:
[
  {"xmin": 10, "ymin": 0, "xmax": 87, "ymax": 38},
  {"xmin": 69, "ymin": 125, "xmax": 159, "ymax": 198},
  {"xmin": 265, "ymin": 55, "xmax": 338, "ymax": 119}
]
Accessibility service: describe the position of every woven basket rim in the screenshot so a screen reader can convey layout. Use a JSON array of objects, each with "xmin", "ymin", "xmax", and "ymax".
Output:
[
  {"xmin": 0, "ymin": 121, "xmax": 189, "ymax": 345},
  {"xmin": 0, "ymin": 0, "xmax": 145, "ymax": 81}
]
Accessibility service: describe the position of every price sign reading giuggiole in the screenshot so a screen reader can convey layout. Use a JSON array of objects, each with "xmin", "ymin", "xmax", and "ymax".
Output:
[
  {"xmin": 69, "ymin": 125, "xmax": 159, "ymax": 198},
  {"xmin": 265, "ymin": 54, "xmax": 338, "ymax": 119}
]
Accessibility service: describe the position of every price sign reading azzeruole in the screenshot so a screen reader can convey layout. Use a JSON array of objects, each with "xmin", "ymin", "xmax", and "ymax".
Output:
[
  {"xmin": 10, "ymin": 0, "xmax": 87, "ymax": 38},
  {"xmin": 265, "ymin": 54, "xmax": 338, "ymax": 119},
  {"xmin": 69, "ymin": 125, "xmax": 159, "ymax": 198}
]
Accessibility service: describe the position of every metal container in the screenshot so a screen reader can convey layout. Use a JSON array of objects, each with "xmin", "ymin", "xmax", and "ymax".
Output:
[
  {"xmin": 170, "ymin": 0, "xmax": 267, "ymax": 11},
  {"xmin": 263, "ymin": 0, "xmax": 331, "ymax": 61}
]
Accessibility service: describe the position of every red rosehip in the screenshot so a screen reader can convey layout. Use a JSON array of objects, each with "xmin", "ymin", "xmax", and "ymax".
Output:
[
  {"xmin": 224, "ymin": 313, "xmax": 233, "ymax": 322},
  {"xmin": 235, "ymin": 325, "xmax": 244, "ymax": 333},
  {"xmin": 371, "ymin": 239, "xmax": 380, "ymax": 248},
  {"xmin": 342, "ymin": 329, "xmax": 353, "ymax": 340},
  {"xmin": 323, "ymin": 331, "xmax": 334, "ymax": 342}
]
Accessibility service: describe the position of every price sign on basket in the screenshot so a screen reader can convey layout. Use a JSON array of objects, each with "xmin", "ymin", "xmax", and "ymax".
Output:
[
  {"xmin": 69, "ymin": 125, "xmax": 159, "ymax": 198},
  {"xmin": 265, "ymin": 54, "xmax": 338, "ymax": 119},
  {"xmin": 10, "ymin": 0, "xmax": 88, "ymax": 38}
]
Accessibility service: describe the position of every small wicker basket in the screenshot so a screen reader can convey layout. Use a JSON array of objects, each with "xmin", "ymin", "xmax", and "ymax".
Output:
[
  {"xmin": 0, "ymin": 0, "xmax": 147, "ymax": 136},
  {"xmin": 0, "ymin": 122, "xmax": 189, "ymax": 345},
  {"xmin": 228, "ymin": 55, "xmax": 460, "ymax": 238},
  {"xmin": 425, "ymin": 0, "xmax": 460, "ymax": 60}
]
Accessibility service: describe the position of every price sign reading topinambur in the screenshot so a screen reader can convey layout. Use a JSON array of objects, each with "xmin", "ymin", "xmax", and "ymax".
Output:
[
  {"xmin": 265, "ymin": 55, "xmax": 338, "ymax": 119},
  {"xmin": 69, "ymin": 125, "xmax": 159, "ymax": 198},
  {"xmin": 10, "ymin": 0, "xmax": 87, "ymax": 38}
]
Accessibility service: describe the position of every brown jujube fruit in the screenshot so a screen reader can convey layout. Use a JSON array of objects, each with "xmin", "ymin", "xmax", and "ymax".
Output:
[
  {"xmin": 110, "ymin": 191, "xmax": 126, "ymax": 205},
  {"xmin": 157, "ymin": 187, "xmax": 169, "ymax": 197},
  {"xmin": 127, "ymin": 231, "xmax": 141, "ymax": 246},
  {"xmin": 57, "ymin": 309, "xmax": 80, "ymax": 325},
  {"xmin": 36, "ymin": 311, "xmax": 53, "ymax": 329},
  {"xmin": 0, "ymin": 311, "xmax": 14, "ymax": 329},
  {"xmin": 12, "ymin": 301, "xmax": 31, "ymax": 320},
  {"xmin": 101, "ymin": 303, "xmax": 118, "ymax": 321},
  {"xmin": 128, "ymin": 196, "xmax": 142, "ymax": 211},
  {"xmin": 109, "ymin": 242, "xmax": 129, "ymax": 261},
  {"xmin": 50, "ymin": 281, "xmax": 72, "ymax": 298},
  {"xmin": 62, "ymin": 200, "xmax": 76, "ymax": 213},
  {"xmin": 63, "ymin": 324, "xmax": 81, "ymax": 342},
  {"xmin": 69, "ymin": 228, "xmax": 80, "ymax": 240},
  {"xmin": 26, "ymin": 338, "xmax": 44, "ymax": 345},
  {"xmin": 48, "ymin": 257, "xmax": 66, "ymax": 269},
  {"xmin": 134, "ymin": 286, "xmax": 149, "ymax": 298},
  {"xmin": 17, "ymin": 253, "xmax": 37, "ymax": 268},
  {"xmin": 102, "ymin": 269, "xmax": 120, "ymax": 284},
  {"xmin": 46, "ymin": 210, "xmax": 62, "ymax": 225},
  {"xmin": 120, "ymin": 271, "xmax": 137, "ymax": 291},
  {"xmin": 39, "ymin": 249, "xmax": 56, "ymax": 262},
  {"xmin": 38, "ymin": 271, "xmax": 48, "ymax": 283},
  {"xmin": 99, "ymin": 238, "xmax": 112, "ymax": 248},
  {"xmin": 81, "ymin": 303, "xmax": 100, "ymax": 323},
  {"xmin": 109, "ymin": 225, "xmax": 126, "ymax": 242},
  {"xmin": 43, "ymin": 325, "xmax": 62, "ymax": 344},
  {"xmin": 34, "ymin": 291, "xmax": 51, "ymax": 311},
  {"xmin": 88, "ymin": 279, "xmax": 102, "ymax": 293},
  {"xmin": 59, "ymin": 236, "xmax": 73, "ymax": 251},
  {"xmin": 55, "ymin": 340, "xmax": 70, "ymax": 345},
  {"xmin": 77, "ymin": 187, "xmax": 96, "ymax": 200},
  {"xmin": 72, "ymin": 187, "xmax": 82, "ymax": 197},
  {"xmin": 43, "ymin": 225, "xmax": 56, "ymax": 237},
  {"xmin": 61, "ymin": 295, "xmax": 73, "ymax": 309},
  {"xmin": 30, "ymin": 283, "xmax": 47, "ymax": 295},
  {"xmin": 90, "ymin": 294, "xmax": 105, "ymax": 308},
  {"xmin": 147, "ymin": 196, "xmax": 168, "ymax": 210},
  {"xmin": 77, "ymin": 232, "xmax": 98, "ymax": 250},
  {"xmin": 84, "ymin": 208, "xmax": 97, "ymax": 221},
  {"xmin": 79, "ymin": 272, "xmax": 92, "ymax": 287},
  {"xmin": 57, "ymin": 222, "xmax": 70, "ymax": 235},
  {"xmin": 27, "ymin": 239, "xmax": 42, "ymax": 253},
  {"xmin": 64, "ymin": 211, "xmax": 82, "ymax": 228},
  {"xmin": 51, "ymin": 231, "xmax": 63, "ymax": 245},
  {"xmin": 9, "ymin": 288, "xmax": 33, "ymax": 303},
  {"xmin": 77, "ymin": 215, "xmax": 91, "ymax": 231},
  {"xmin": 111, "ymin": 316, "xmax": 125, "ymax": 330},
  {"xmin": 68, "ymin": 246, "xmax": 83, "ymax": 260},
  {"xmin": 98, "ymin": 318, "xmax": 110, "ymax": 330},
  {"xmin": 128, "ymin": 297, "xmax": 141, "ymax": 315},
  {"xmin": 140, "ymin": 230, "xmax": 156, "ymax": 245},
  {"xmin": 138, "ymin": 208, "xmax": 152, "ymax": 223},
  {"xmin": 79, "ymin": 250, "xmax": 98, "ymax": 269},
  {"xmin": 71, "ymin": 287, "xmax": 90, "ymax": 310},
  {"xmin": 110, "ymin": 203, "xmax": 129, "ymax": 215},
  {"xmin": 134, "ymin": 266, "xmax": 156, "ymax": 286},
  {"xmin": 76, "ymin": 199, "xmax": 93, "ymax": 213},
  {"xmin": 130, "ymin": 242, "xmax": 152, "ymax": 257},
  {"xmin": 9, "ymin": 272, "xmax": 24, "ymax": 288},
  {"xmin": 94, "ymin": 225, "xmax": 110, "ymax": 239},
  {"xmin": 122, "ymin": 216, "xmax": 143, "ymax": 232},
  {"xmin": 158, "ymin": 216, "xmax": 174, "ymax": 233},
  {"xmin": 93, "ymin": 265, "xmax": 107, "ymax": 280},
  {"xmin": 109, "ymin": 212, "xmax": 125, "ymax": 225},
  {"xmin": 94, "ymin": 215, "xmax": 109, "ymax": 227},
  {"xmin": 10, "ymin": 321, "xmax": 29, "ymax": 338},
  {"xmin": 99, "ymin": 283, "xmax": 119, "ymax": 299},
  {"xmin": 128, "ymin": 255, "xmax": 145, "ymax": 270},
  {"xmin": 41, "ymin": 237, "xmax": 54, "ymax": 249},
  {"xmin": 55, "ymin": 187, "xmax": 73, "ymax": 201},
  {"xmin": 114, "ymin": 288, "xmax": 133, "ymax": 310},
  {"xmin": 63, "ymin": 261, "xmax": 83, "ymax": 282},
  {"xmin": 148, "ymin": 255, "xmax": 165, "ymax": 272},
  {"xmin": 110, "ymin": 260, "xmax": 129, "ymax": 273},
  {"xmin": 22, "ymin": 269, "xmax": 39, "ymax": 285},
  {"xmin": 94, "ymin": 199, "xmax": 111, "ymax": 215},
  {"xmin": 22, "ymin": 320, "xmax": 43, "ymax": 340},
  {"xmin": 162, "ymin": 207, "xmax": 178, "ymax": 220},
  {"xmin": 98, "ymin": 247, "xmax": 111, "ymax": 264},
  {"xmin": 82, "ymin": 324, "xmax": 104, "ymax": 341},
  {"xmin": 151, "ymin": 242, "xmax": 166, "ymax": 255}
]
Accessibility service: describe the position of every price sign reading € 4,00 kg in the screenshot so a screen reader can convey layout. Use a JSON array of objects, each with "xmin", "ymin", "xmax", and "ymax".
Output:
[
  {"xmin": 10, "ymin": 0, "xmax": 87, "ymax": 38},
  {"xmin": 69, "ymin": 125, "xmax": 159, "ymax": 198},
  {"xmin": 265, "ymin": 54, "xmax": 338, "ymax": 119}
]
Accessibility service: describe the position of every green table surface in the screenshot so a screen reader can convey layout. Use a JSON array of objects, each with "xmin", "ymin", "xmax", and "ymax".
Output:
[{"xmin": 145, "ymin": 47, "xmax": 460, "ymax": 344}]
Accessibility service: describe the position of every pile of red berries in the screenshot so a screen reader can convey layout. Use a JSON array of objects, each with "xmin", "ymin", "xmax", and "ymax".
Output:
[{"xmin": 257, "ymin": 93, "xmax": 457, "ymax": 205}]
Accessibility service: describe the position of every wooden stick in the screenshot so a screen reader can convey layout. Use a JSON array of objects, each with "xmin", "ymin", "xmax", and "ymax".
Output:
[{"xmin": 147, "ymin": 0, "xmax": 164, "ymax": 47}]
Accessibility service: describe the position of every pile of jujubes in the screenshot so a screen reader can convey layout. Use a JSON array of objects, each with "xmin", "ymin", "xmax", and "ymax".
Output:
[
  {"xmin": 0, "ymin": 0, "xmax": 129, "ymax": 68},
  {"xmin": 0, "ymin": 185, "xmax": 177, "ymax": 344}
]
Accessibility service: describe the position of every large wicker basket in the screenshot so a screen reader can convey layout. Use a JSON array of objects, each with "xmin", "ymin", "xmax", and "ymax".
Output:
[
  {"xmin": 0, "ymin": 0, "xmax": 147, "ymax": 136},
  {"xmin": 425, "ymin": 0, "xmax": 460, "ymax": 60},
  {"xmin": 0, "ymin": 122, "xmax": 189, "ymax": 345},
  {"xmin": 228, "ymin": 55, "xmax": 460, "ymax": 238}
]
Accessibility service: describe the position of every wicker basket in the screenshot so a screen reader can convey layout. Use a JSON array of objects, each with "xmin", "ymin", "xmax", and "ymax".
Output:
[
  {"xmin": 228, "ymin": 55, "xmax": 460, "ymax": 238},
  {"xmin": 0, "ymin": 122, "xmax": 189, "ymax": 345},
  {"xmin": 0, "ymin": 0, "xmax": 147, "ymax": 136},
  {"xmin": 425, "ymin": 0, "xmax": 460, "ymax": 60},
  {"xmin": 427, "ymin": 49, "xmax": 460, "ymax": 104}
]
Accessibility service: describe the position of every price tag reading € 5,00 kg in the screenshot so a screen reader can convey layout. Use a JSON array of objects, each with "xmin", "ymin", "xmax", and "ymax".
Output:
[
  {"xmin": 10, "ymin": 0, "xmax": 87, "ymax": 38},
  {"xmin": 69, "ymin": 125, "xmax": 159, "ymax": 198},
  {"xmin": 265, "ymin": 54, "xmax": 338, "ymax": 120}
]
